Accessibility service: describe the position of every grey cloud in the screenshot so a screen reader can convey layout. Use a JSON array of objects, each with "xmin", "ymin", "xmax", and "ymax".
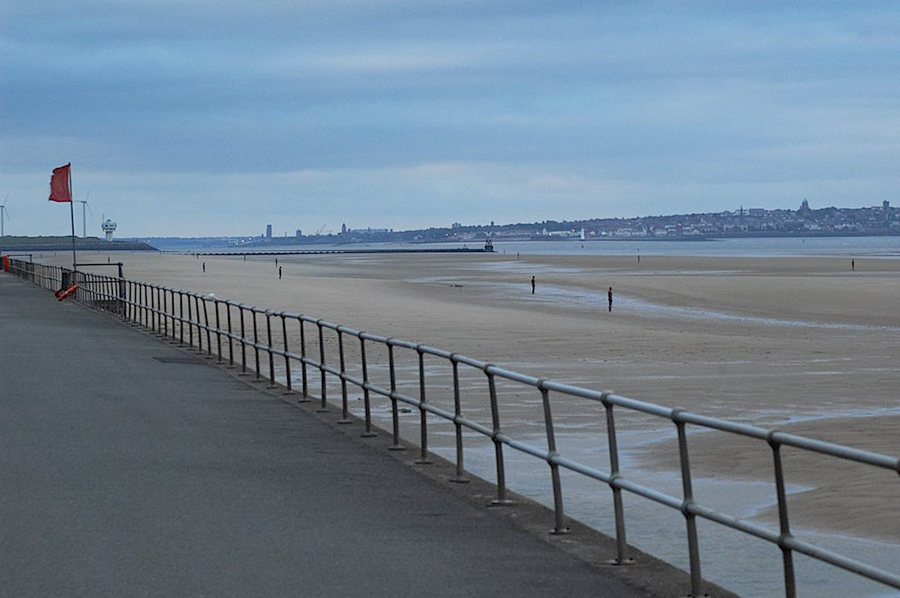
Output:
[{"xmin": 2, "ymin": 1, "xmax": 898, "ymax": 235}]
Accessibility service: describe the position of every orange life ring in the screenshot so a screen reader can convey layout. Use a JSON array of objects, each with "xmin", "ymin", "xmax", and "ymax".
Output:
[{"xmin": 56, "ymin": 285, "xmax": 79, "ymax": 301}]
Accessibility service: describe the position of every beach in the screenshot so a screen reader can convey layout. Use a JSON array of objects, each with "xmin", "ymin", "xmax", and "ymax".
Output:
[{"xmin": 42, "ymin": 246, "xmax": 900, "ymax": 595}]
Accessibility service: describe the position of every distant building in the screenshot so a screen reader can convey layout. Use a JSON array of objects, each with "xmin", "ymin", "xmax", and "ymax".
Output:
[
  {"xmin": 296, "ymin": 229, "xmax": 302, "ymax": 238},
  {"xmin": 101, "ymin": 219, "xmax": 117, "ymax": 242},
  {"xmin": 266, "ymin": 224, "xmax": 272, "ymax": 238},
  {"xmin": 341, "ymin": 223, "xmax": 347, "ymax": 234}
]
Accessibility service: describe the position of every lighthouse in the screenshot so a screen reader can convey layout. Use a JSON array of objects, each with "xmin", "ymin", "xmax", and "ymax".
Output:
[{"xmin": 101, "ymin": 218, "xmax": 117, "ymax": 242}]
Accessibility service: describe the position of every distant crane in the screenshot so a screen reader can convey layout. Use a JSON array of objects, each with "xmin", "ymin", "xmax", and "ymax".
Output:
[
  {"xmin": 75, "ymin": 188, "xmax": 93, "ymax": 237},
  {"xmin": 0, "ymin": 194, "xmax": 9, "ymax": 237},
  {"xmin": 316, "ymin": 224, "xmax": 327, "ymax": 236}
]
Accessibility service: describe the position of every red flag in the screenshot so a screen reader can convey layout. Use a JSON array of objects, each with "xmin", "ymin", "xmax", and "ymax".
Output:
[{"xmin": 49, "ymin": 163, "xmax": 72, "ymax": 202}]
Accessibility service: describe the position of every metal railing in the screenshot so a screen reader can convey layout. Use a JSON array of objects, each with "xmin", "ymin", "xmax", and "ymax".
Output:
[{"xmin": 7, "ymin": 258, "xmax": 900, "ymax": 597}]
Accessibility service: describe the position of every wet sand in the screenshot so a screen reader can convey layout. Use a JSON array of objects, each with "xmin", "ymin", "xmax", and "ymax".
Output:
[{"xmin": 51, "ymin": 250, "xmax": 900, "ymax": 542}]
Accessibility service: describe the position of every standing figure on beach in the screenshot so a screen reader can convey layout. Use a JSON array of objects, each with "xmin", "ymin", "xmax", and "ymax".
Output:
[
  {"xmin": 607, "ymin": 287, "xmax": 613, "ymax": 312},
  {"xmin": 278, "ymin": 266, "xmax": 282, "ymax": 280},
  {"xmin": 202, "ymin": 262, "xmax": 206, "ymax": 273},
  {"xmin": 851, "ymin": 259, "xmax": 855, "ymax": 271},
  {"xmin": 531, "ymin": 276, "xmax": 535, "ymax": 294}
]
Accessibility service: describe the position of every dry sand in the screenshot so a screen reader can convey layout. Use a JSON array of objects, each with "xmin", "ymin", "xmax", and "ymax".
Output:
[{"xmin": 47, "ymin": 249, "xmax": 900, "ymax": 542}]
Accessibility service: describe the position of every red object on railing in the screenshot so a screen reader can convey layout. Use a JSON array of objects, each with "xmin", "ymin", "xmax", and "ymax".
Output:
[
  {"xmin": 2, "ymin": 255, "xmax": 8, "ymax": 272},
  {"xmin": 54, "ymin": 285, "xmax": 78, "ymax": 301}
]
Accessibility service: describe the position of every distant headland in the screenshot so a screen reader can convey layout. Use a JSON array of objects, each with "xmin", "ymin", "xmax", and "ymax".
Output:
[{"xmin": 0, "ymin": 236, "xmax": 156, "ymax": 252}]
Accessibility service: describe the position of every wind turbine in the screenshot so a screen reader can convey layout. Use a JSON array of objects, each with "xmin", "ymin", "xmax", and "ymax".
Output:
[
  {"xmin": 0, "ymin": 194, "xmax": 9, "ymax": 237},
  {"xmin": 75, "ymin": 188, "xmax": 93, "ymax": 238}
]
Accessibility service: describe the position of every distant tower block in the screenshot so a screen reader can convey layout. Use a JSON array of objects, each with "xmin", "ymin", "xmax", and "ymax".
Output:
[
  {"xmin": 266, "ymin": 224, "xmax": 273, "ymax": 238},
  {"xmin": 101, "ymin": 219, "xmax": 117, "ymax": 242}
]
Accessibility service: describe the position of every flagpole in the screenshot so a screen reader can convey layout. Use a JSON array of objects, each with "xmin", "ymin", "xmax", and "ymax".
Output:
[{"xmin": 69, "ymin": 166, "xmax": 77, "ymax": 271}]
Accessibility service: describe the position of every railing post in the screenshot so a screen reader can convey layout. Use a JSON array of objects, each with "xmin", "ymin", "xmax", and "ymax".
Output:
[
  {"xmin": 298, "ymin": 317, "xmax": 309, "ymax": 402},
  {"xmin": 359, "ymin": 335, "xmax": 376, "ymax": 437},
  {"xmin": 142, "ymin": 283, "xmax": 149, "ymax": 328},
  {"xmin": 163, "ymin": 289, "xmax": 171, "ymax": 338},
  {"xmin": 150, "ymin": 284, "xmax": 157, "ymax": 332},
  {"xmin": 265, "ymin": 311, "xmax": 277, "ymax": 388},
  {"xmin": 117, "ymin": 263, "xmax": 125, "ymax": 316},
  {"xmin": 135, "ymin": 282, "xmax": 141, "ymax": 326},
  {"xmin": 486, "ymin": 368, "xmax": 513, "ymax": 506},
  {"xmin": 449, "ymin": 357, "xmax": 468, "ymax": 483},
  {"xmin": 252, "ymin": 309, "xmax": 261, "ymax": 380},
  {"xmin": 186, "ymin": 292, "xmax": 194, "ymax": 348},
  {"xmin": 602, "ymin": 394, "xmax": 632, "ymax": 565},
  {"xmin": 178, "ymin": 291, "xmax": 185, "ymax": 345},
  {"xmin": 337, "ymin": 328, "xmax": 351, "ymax": 424},
  {"xmin": 769, "ymin": 433, "xmax": 797, "ymax": 598},
  {"xmin": 214, "ymin": 299, "xmax": 223, "ymax": 362},
  {"xmin": 147, "ymin": 284, "xmax": 154, "ymax": 327},
  {"xmin": 316, "ymin": 321, "xmax": 328, "ymax": 412},
  {"xmin": 415, "ymin": 346, "xmax": 432, "ymax": 465},
  {"xmin": 196, "ymin": 295, "xmax": 206, "ymax": 354},
  {"xmin": 138, "ymin": 281, "xmax": 145, "ymax": 319},
  {"xmin": 281, "ymin": 314, "xmax": 294, "ymax": 394},
  {"xmin": 675, "ymin": 413, "xmax": 704, "ymax": 598},
  {"xmin": 201, "ymin": 295, "xmax": 211, "ymax": 353},
  {"xmin": 238, "ymin": 305, "xmax": 248, "ymax": 376},
  {"xmin": 161, "ymin": 287, "xmax": 168, "ymax": 336},
  {"xmin": 539, "ymin": 380, "xmax": 569, "ymax": 534},
  {"xmin": 226, "ymin": 302, "xmax": 235, "ymax": 367},
  {"xmin": 157, "ymin": 287, "xmax": 164, "ymax": 336},
  {"xmin": 149, "ymin": 285, "xmax": 156, "ymax": 330},
  {"xmin": 387, "ymin": 341, "xmax": 404, "ymax": 450},
  {"xmin": 171, "ymin": 289, "xmax": 178, "ymax": 340}
]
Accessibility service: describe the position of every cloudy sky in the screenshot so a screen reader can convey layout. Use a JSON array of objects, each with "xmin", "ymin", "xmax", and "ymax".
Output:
[{"xmin": 1, "ymin": 1, "xmax": 898, "ymax": 237}]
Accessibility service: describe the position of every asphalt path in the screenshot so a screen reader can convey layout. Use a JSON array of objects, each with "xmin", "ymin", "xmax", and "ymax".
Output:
[{"xmin": 0, "ymin": 274, "xmax": 662, "ymax": 597}]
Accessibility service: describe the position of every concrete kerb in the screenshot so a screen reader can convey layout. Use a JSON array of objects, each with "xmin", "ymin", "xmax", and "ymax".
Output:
[{"xmin": 68, "ymin": 293, "xmax": 737, "ymax": 598}]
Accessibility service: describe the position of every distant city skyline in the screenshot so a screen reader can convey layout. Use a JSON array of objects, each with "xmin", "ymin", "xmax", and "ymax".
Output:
[
  {"xmin": 2, "ymin": 2, "xmax": 899, "ymax": 237},
  {"xmin": 125, "ymin": 198, "xmax": 894, "ymax": 242}
]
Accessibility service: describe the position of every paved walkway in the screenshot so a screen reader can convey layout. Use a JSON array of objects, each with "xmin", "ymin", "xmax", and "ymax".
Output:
[{"xmin": 0, "ymin": 274, "xmax": 689, "ymax": 597}]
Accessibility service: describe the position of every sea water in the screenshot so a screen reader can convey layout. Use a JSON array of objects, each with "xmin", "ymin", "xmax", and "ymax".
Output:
[{"xmin": 230, "ymin": 235, "xmax": 900, "ymax": 259}]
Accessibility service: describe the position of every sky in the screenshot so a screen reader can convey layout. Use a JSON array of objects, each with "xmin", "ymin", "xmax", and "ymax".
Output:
[{"xmin": 1, "ymin": 1, "xmax": 898, "ymax": 238}]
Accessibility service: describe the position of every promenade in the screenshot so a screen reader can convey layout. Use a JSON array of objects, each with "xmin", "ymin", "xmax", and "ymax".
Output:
[{"xmin": 0, "ymin": 274, "xmax": 708, "ymax": 597}]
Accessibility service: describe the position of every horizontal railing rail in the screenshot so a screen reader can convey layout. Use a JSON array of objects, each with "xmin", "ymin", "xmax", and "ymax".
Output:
[{"xmin": 7, "ymin": 258, "xmax": 900, "ymax": 597}]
